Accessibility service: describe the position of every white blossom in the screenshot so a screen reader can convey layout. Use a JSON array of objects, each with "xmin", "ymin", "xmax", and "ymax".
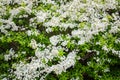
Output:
[
  {"xmin": 30, "ymin": 39, "xmax": 37, "ymax": 49},
  {"xmin": 26, "ymin": 30, "xmax": 32, "ymax": 36},
  {"xmin": 49, "ymin": 35, "xmax": 60, "ymax": 46},
  {"xmin": 4, "ymin": 48, "xmax": 15, "ymax": 61},
  {"xmin": 36, "ymin": 11, "xmax": 48, "ymax": 22},
  {"xmin": 44, "ymin": 51, "xmax": 76, "ymax": 74}
]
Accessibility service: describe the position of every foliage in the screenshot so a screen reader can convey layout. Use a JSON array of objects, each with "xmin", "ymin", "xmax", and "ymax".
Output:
[{"xmin": 0, "ymin": 0, "xmax": 120, "ymax": 80}]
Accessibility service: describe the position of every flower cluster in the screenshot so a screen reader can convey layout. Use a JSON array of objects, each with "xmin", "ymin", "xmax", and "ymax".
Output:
[{"xmin": 0, "ymin": 0, "xmax": 120, "ymax": 80}]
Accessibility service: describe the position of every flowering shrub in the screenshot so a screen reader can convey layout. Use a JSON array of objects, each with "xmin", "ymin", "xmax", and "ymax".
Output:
[{"xmin": 0, "ymin": 0, "xmax": 120, "ymax": 80}]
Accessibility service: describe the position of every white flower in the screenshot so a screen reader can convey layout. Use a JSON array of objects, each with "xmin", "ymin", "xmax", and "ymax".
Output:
[
  {"xmin": 10, "ymin": 8, "xmax": 20, "ymax": 16},
  {"xmin": 115, "ymin": 38, "xmax": 120, "ymax": 43},
  {"xmin": 35, "ymin": 48, "xmax": 43, "ymax": 58},
  {"xmin": 44, "ymin": 51, "xmax": 76, "ymax": 75},
  {"xmin": 71, "ymin": 29, "xmax": 83, "ymax": 37},
  {"xmin": 61, "ymin": 41, "xmax": 68, "ymax": 46},
  {"xmin": 33, "ymin": 30, "xmax": 39, "ymax": 36},
  {"xmin": 49, "ymin": 36, "xmax": 60, "ymax": 46},
  {"xmin": 30, "ymin": 39, "xmax": 37, "ymax": 49},
  {"xmin": 26, "ymin": 30, "xmax": 32, "ymax": 36},
  {"xmin": 36, "ymin": 11, "xmax": 48, "ymax": 22},
  {"xmin": 51, "ymin": 49, "xmax": 59, "ymax": 56},
  {"xmin": 4, "ymin": 48, "xmax": 15, "ymax": 61},
  {"xmin": 43, "ymin": 17, "xmax": 60, "ymax": 27},
  {"xmin": 4, "ymin": 55, "xmax": 10, "ymax": 61},
  {"xmin": 78, "ymin": 39, "xmax": 85, "ymax": 45},
  {"xmin": 71, "ymin": 77, "xmax": 79, "ymax": 80},
  {"xmin": 2, "ymin": 78, "xmax": 8, "ymax": 80},
  {"xmin": 46, "ymin": 27, "xmax": 53, "ymax": 33},
  {"xmin": 102, "ymin": 45, "xmax": 109, "ymax": 52},
  {"xmin": 109, "ymin": 26, "xmax": 119, "ymax": 34},
  {"xmin": 9, "ymin": 48, "xmax": 15, "ymax": 55},
  {"xmin": 104, "ymin": 68, "xmax": 110, "ymax": 72},
  {"xmin": 42, "ymin": 0, "xmax": 55, "ymax": 4},
  {"xmin": 21, "ymin": 51, "xmax": 26, "ymax": 54}
]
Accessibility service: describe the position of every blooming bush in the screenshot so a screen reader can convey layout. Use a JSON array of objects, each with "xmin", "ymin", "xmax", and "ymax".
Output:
[{"xmin": 0, "ymin": 0, "xmax": 120, "ymax": 80}]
